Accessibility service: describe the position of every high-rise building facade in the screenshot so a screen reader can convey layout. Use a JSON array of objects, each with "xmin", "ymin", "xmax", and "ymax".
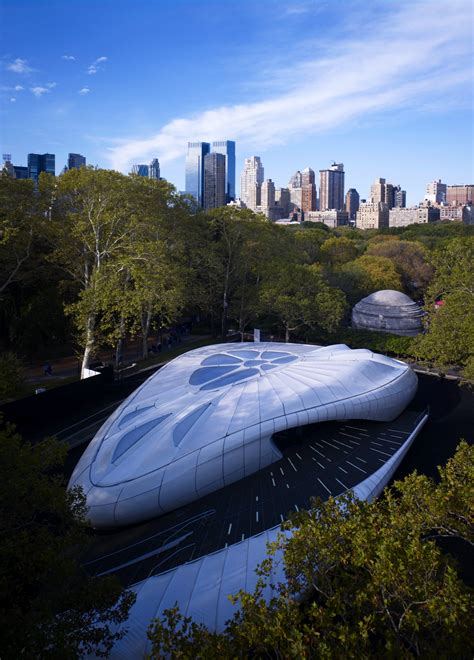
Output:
[
  {"xmin": 357, "ymin": 202, "xmax": 389, "ymax": 230},
  {"xmin": 319, "ymin": 162, "xmax": 344, "ymax": 211},
  {"xmin": 68, "ymin": 153, "xmax": 86, "ymax": 170},
  {"xmin": 27, "ymin": 153, "xmax": 55, "ymax": 182},
  {"xmin": 345, "ymin": 188, "xmax": 360, "ymax": 220},
  {"xmin": 240, "ymin": 156, "xmax": 264, "ymax": 210},
  {"xmin": 203, "ymin": 152, "xmax": 226, "ymax": 209},
  {"xmin": 446, "ymin": 184, "xmax": 474, "ymax": 206},
  {"xmin": 275, "ymin": 188, "xmax": 290, "ymax": 215},
  {"xmin": 425, "ymin": 179, "xmax": 447, "ymax": 204},
  {"xmin": 212, "ymin": 141, "xmax": 235, "ymax": 202},
  {"xmin": 300, "ymin": 167, "xmax": 317, "ymax": 212},
  {"xmin": 260, "ymin": 179, "xmax": 275, "ymax": 212},
  {"xmin": 185, "ymin": 142, "xmax": 210, "ymax": 206},
  {"xmin": 389, "ymin": 206, "xmax": 439, "ymax": 227},
  {"xmin": 393, "ymin": 185, "xmax": 406, "ymax": 208},
  {"xmin": 14, "ymin": 166, "xmax": 28, "ymax": 179},
  {"xmin": 149, "ymin": 158, "xmax": 160, "ymax": 180},
  {"xmin": 132, "ymin": 164, "xmax": 149, "ymax": 177}
]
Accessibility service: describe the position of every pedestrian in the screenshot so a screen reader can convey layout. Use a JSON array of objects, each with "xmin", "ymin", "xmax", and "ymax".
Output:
[{"xmin": 44, "ymin": 362, "xmax": 53, "ymax": 376}]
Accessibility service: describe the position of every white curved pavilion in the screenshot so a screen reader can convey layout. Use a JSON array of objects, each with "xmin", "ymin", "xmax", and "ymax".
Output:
[{"xmin": 69, "ymin": 342, "xmax": 418, "ymax": 529}]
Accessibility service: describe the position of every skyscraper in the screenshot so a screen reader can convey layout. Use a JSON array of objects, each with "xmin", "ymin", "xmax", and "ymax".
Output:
[
  {"xmin": 212, "ymin": 141, "xmax": 235, "ymax": 202},
  {"xmin": 319, "ymin": 162, "xmax": 344, "ymax": 211},
  {"xmin": 425, "ymin": 179, "xmax": 446, "ymax": 204},
  {"xmin": 260, "ymin": 179, "xmax": 275, "ymax": 212},
  {"xmin": 345, "ymin": 188, "xmax": 360, "ymax": 220},
  {"xmin": 27, "ymin": 153, "xmax": 55, "ymax": 182},
  {"xmin": 132, "ymin": 164, "xmax": 149, "ymax": 177},
  {"xmin": 149, "ymin": 158, "xmax": 160, "ymax": 180},
  {"xmin": 67, "ymin": 153, "xmax": 86, "ymax": 170},
  {"xmin": 240, "ymin": 156, "xmax": 264, "ymax": 210},
  {"xmin": 393, "ymin": 185, "xmax": 406, "ymax": 208},
  {"xmin": 301, "ymin": 167, "xmax": 317, "ymax": 212},
  {"xmin": 185, "ymin": 142, "xmax": 210, "ymax": 206},
  {"xmin": 203, "ymin": 152, "xmax": 226, "ymax": 209}
]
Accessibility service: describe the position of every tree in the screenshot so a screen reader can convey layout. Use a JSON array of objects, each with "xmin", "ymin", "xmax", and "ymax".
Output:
[
  {"xmin": 148, "ymin": 442, "xmax": 473, "ymax": 658},
  {"xmin": 414, "ymin": 237, "xmax": 474, "ymax": 379},
  {"xmin": 335, "ymin": 254, "xmax": 403, "ymax": 305},
  {"xmin": 320, "ymin": 235, "xmax": 359, "ymax": 268},
  {"xmin": 48, "ymin": 168, "xmax": 140, "ymax": 377},
  {"xmin": 366, "ymin": 239, "xmax": 433, "ymax": 297},
  {"xmin": 0, "ymin": 175, "xmax": 42, "ymax": 295},
  {"xmin": 0, "ymin": 420, "xmax": 135, "ymax": 657},
  {"xmin": 260, "ymin": 263, "xmax": 347, "ymax": 342}
]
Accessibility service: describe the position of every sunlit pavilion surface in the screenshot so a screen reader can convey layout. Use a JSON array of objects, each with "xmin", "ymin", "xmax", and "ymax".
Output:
[{"xmin": 70, "ymin": 343, "xmax": 418, "ymax": 528}]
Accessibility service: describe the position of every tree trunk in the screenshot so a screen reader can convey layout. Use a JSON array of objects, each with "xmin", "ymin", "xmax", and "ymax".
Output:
[
  {"xmin": 115, "ymin": 314, "xmax": 126, "ymax": 368},
  {"xmin": 81, "ymin": 313, "xmax": 96, "ymax": 379},
  {"xmin": 141, "ymin": 308, "xmax": 152, "ymax": 359},
  {"xmin": 285, "ymin": 326, "xmax": 290, "ymax": 343}
]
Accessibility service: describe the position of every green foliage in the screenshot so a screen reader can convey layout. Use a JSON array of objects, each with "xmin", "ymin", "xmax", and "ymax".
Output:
[
  {"xmin": 366, "ymin": 239, "xmax": 433, "ymax": 297},
  {"xmin": 414, "ymin": 238, "xmax": 474, "ymax": 377},
  {"xmin": 0, "ymin": 420, "xmax": 135, "ymax": 658},
  {"xmin": 260, "ymin": 263, "xmax": 347, "ymax": 341},
  {"xmin": 148, "ymin": 442, "xmax": 474, "ymax": 658},
  {"xmin": 0, "ymin": 351, "xmax": 24, "ymax": 399},
  {"xmin": 320, "ymin": 235, "xmax": 359, "ymax": 268},
  {"xmin": 335, "ymin": 254, "xmax": 403, "ymax": 305}
]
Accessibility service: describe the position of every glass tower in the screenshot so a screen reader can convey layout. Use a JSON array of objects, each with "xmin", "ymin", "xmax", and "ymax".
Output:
[
  {"xmin": 67, "ymin": 153, "xmax": 86, "ymax": 169},
  {"xmin": 132, "ymin": 164, "xmax": 149, "ymax": 177},
  {"xmin": 149, "ymin": 158, "xmax": 160, "ymax": 180},
  {"xmin": 27, "ymin": 153, "xmax": 55, "ymax": 183},
  {"xmin": 185, "ymin": 142, "xmax": 210, "ymax": 206},
  {"xmin": 203, "ymin": 153, "xmax": 226, "ymax": 209},
  {"xmin": 212, "ymin": 140, "xmax": 236, "ymax": 202}
]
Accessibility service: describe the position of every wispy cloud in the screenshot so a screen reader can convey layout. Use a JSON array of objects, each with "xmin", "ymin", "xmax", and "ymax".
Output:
[
  {"xmin": 87, "ymin": 56, "xmax": 108, "ymax": 74},
  {"xmin": 14, "ymin": 85, "xmax": 24, "ymax": 91},
  {"xmin": 7, "ymin": 58, "xmax": 33, "ymax": 74},
  {"xmin": 10, "ymin": 97, "xmax": 16, "ymax": 102},
  {"xmin": 30, "ymin": 82, "xmax": 57, "ymax": 97},
  {"xmin": 106, "ymin": 0, "xmax": 473, "ymax": 173},
  {"xmin": 62, "ymin": 54, "xmax": 76, "ymax": 61},
  {"xmin": 78, "ymin": 87, "xmax": 90, "ymax": 95}
]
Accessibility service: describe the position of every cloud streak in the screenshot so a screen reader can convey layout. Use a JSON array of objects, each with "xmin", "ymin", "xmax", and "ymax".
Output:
[
  {"xmin": 106, "ymin": 0, "xmax": 473, "ymax": 174},
  {"xmin": 79, "ymin": 87, "xmax": 90, "ymax": 95},
  {"xmin": 30, "ymin": 82, "xmax": 57, "ymax": 97},
  {"xmin": 7, "ymin": 58, "xmax": 33, "ymax": 74},
  {"xmin": 87, "ymin": 56, "xmax": 108, "ymax": 74},
  {"xmin": 62, "ymin": 54, "xmax": 76, "ymax": 61}
]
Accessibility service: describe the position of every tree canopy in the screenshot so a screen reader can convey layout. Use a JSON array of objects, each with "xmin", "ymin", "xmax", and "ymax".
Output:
[
  {"xmin": 148, "ymin": 441, "xmax": 474, "ymax": 658},
  {"xmin": 0, "ymin": 420, "xmax": 135, "ymax": 658}
]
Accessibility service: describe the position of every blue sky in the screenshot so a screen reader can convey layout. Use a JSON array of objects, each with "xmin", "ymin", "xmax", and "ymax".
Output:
[{"xmin": 1, "ymin": 0, "xmax": 473, "ymax": 204}]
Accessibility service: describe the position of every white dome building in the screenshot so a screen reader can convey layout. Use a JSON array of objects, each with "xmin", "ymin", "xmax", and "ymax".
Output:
[{"xmin": 352, "ymin": 290, "xmax": 424, "ymax": 336}]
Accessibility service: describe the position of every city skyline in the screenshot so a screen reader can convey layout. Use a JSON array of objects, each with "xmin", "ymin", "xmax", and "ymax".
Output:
[{"xmin": 1, "ymin": 0, "xmax": 473, "ymax": 205}]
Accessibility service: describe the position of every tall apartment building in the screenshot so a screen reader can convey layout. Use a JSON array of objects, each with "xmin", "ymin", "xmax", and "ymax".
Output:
[
  {"xmin": 393, "ymin": 185, "xmax": 406, "ymax": 208},
  {"xmin": 149, "ymin": 158, "xmax": 160, "ymax": 180},
  {"xmin": 345, "ymin": 188, "xmax": 360, "ymax": 220},
  {"xmin": 301, "ymin": 166, "xmax": 316, "ymax": 212},
  {"xmin": 275, "ymin": 187, "xmax": 290, "ymax": 215},
  {"xmin": 288, "ymin": 170, "xmax": 302, "ymax": 188},
  {"xmin": 425, "ymin": 179, "xmax": 447, "ymax": 204},
  {"xmin": 446, "ymin": 184, "xmax": 474, "ymax": 206},
  {"xmin": 260, "ymin": 179, "xmax": 275, "ymax": 212},
  {"xmin": 389, "ymin": 206, "xmax": 439, "ymax": 228},
  {"xmin": 212, "ymin": 141, "xmax": 235, "ymax": 202},
  {"xmin": 319, "ymin": 162, "xmax": 344, "ymax": 211},
  {"xmin": 14, "ymin": 166, "xmax": 28, "ymax": 179},
  {"xmin": 185, "ymin": 142, "xmax": 210, "ymax": 206},
  {"xmin": 439, "ymin": 205, "xmax": 474, "ymax": 224},
  {"xmin": 240, "ymin": 156, "xmax": 264, "ymax": 210},
  {"xmin": 357, "ymin": 202, "xmax": 389, "ymax": 230},
  {"xmin": 67, "ymin": 153, "xmax": 86, "ymax": 170},
  {"xmin": 27, "ymin": 153, "xmax": 55, "ymax": 182},
  {"xmin": 203, "ymin": 152, "xmax": 226, "ymax": 209}
]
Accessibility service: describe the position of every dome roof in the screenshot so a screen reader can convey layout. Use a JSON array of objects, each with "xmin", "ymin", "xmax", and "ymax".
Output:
[
  {"xmin": 352, "ymin": 290, "xmax": 424, "ymax": 336},
  {"xmin": 361, "ymin": 289, "xmax": 416, "ymax": 306}
]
